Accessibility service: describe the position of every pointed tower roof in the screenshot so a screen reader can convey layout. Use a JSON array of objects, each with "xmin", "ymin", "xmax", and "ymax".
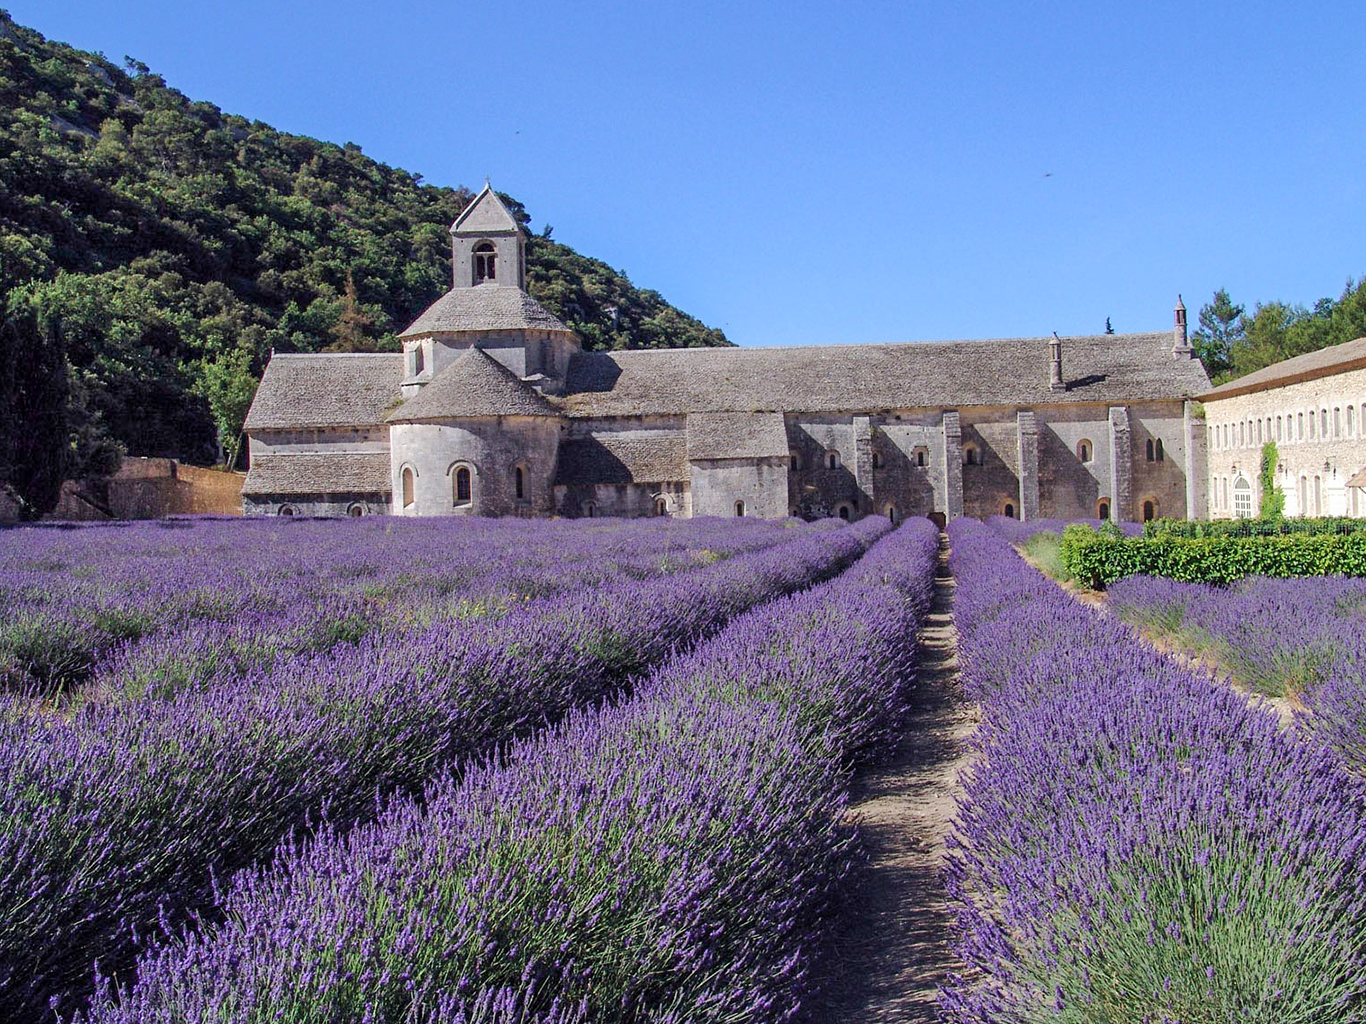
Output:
[
  {"xmin": 451, "ymin": 183, "xmax": 521, "ymax": 236},
  {"xmin": 386, "ymin": 346, "xmax": 558, "ymax": 422}
]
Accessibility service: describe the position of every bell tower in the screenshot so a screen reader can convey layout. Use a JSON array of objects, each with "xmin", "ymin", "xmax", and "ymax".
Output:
[{"xmin": 449, "ymin": 182, "xmax": 526, "ymax": 290}]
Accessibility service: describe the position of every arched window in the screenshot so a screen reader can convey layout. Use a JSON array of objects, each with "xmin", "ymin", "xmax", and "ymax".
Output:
[
  {"xmin": 1155, "ymin": 438, "xmax": 1164, "ymax": 461},
  {"xmin": 826, "ymin": 451, "xmax": 840, "ymax": 470},
  {"xmin": 1146, "ymin": 438, "xmax": 1155, "ymax": 461},
  {"xmin": 473, "ymin": 241, "xmax": 496, "ymax": 283},
  {"xmin": 655, "ymin": 497, "xmax": 668, "ymax": 517},
  {"xmin": 886, "ymin": 505, "xmax": 897, "ymax": 523},
  {"xmin": 1334, "ymin": 407, "xmax": 1342, "ymax": 437},
  {"xmin": 347, "ymin": 503, "xmax": 365, "ymax": 517},
  {"xmin": 837, "ymin": 504, "xmax": 851, "ymax": 521},
  {"xmin": 514, "ymin": 465, "xmax": 526, "ymax": 500},
  {"xmin": 734, "ymin": 500, "xmax": 745, "ymax": 517},
  {"xmin": 1142, "ymin": 499, "xmax": 1156, "ymax": 522},
  {"xmin": 1314, "ymin": 475, "xmax": 1323, "ymax": 516},
  {"xmin": 872, "ymin": 451, "xmax": 884, "ymax": 469},
  {"xmin": 1276, "ymin": 415, "xmax": 1283, "ymax": 441},
  {"xmin": 1233, "ymin": 475, "xmax": 1252, "ymax": 519},
  {"xmin": 402, "ymin": 467, "xmax": 415, "ymax": 509},
  {"xmin": 1077, "ymin": 439, "xmax": 1092, "ymax": 463},
  {"xmin": 1003, "ymin": 502, "xmax": 1016, "ymax": 519},
  {"xmin": 1256, "ymin": 420, "xmax": 1263, "ymax": 444},
  {"xmin": 1309, "ymin": 412, "xmax": 1316, "ymax": 439},
  {"xmin": 914, "ymin": 447, "xmax": 928, "ymax": 467},
  {"xmin": 789, "ymin": 450, "xmax": 801, "ymax": 471},
  {"xmin": 453, "ymin": 466, "xmax": 471, "ymax": 505},
  {"xmin": 1298, "ymin": 476, "xmax": 1308, "ymax": 516},
  {"xmin": 1322, "ymin": 409, "xmax": 1329, "ymax": 436},
  {"xmin": 1097, "ymin": 499, "xmax": 1110, "ymax": 521},
  {"xmin": 1298, "ymin": 412, "xmax": 1305, "ymax": 440},
  {"xmin": 584, "ymin": 501, "xmax": 596, "ymax": 518},
  {"xmin": 278, "ymin": 504, "xmax": 297, "ymax": 516},
  {"xmin": 1349, "ymin": 406, "xmax": 1356, "ymax": 437},
  {"xmin": 963, "ymin": 443, "xmax": 980, "ymax": 466}
]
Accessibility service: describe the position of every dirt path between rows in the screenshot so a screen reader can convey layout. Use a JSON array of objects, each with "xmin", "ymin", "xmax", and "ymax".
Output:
[{"xmin": 797, "ymin": 536, "xmax": 978, "ymax": 1023}]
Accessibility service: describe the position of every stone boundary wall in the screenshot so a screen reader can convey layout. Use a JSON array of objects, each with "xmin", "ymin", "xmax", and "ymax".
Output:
[{"xmin": 0, "ymin": 458, "xmax": 244, "ymax": 522}]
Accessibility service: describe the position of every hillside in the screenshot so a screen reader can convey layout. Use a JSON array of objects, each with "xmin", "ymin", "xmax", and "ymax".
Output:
[{"xmin": 0, "ymin": 11, "xmax": 729, "ymax": 477}]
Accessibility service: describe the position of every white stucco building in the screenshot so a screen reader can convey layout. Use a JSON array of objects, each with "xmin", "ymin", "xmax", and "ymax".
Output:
[{"xmin": 1203, "ymin": 336, "xmax": 1366, "ymax": 518}]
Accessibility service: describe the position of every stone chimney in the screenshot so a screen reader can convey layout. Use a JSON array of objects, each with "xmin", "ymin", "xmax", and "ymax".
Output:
[
  {"xmin": 1173, "ymin": 295, "xmax": 1192, "ymax": 356},
  {"xmin": 1049, "ymin": 333, "xmax": 1064, "ymax": 391}
]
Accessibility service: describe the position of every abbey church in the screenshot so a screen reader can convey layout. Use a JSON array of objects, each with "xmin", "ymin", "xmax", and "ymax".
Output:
[{"xmin": 242, "ymin": 185, "xmax": 1212, "ymax": 523}]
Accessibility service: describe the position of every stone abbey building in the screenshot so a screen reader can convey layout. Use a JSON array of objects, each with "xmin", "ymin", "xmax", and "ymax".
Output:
[{"xmin": 243, "ymin": 185, "xmax": 1212, "ymax": 523}]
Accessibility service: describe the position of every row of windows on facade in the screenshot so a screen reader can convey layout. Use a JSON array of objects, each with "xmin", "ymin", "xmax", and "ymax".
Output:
[
  {"xmin": 1211, "ymin": 404, "xmax": 1363, "ymax": 451},
  {"xmin": 958, "ymin": 438, "xmax": 1162, "ymax": 466},
  {"xmin": 1209, "ymin": 471, "xmax": 1366, "ymax": 518},
  {"xmin": 397, "ymin": 465, "xmax": 526, "ymax": 508}
]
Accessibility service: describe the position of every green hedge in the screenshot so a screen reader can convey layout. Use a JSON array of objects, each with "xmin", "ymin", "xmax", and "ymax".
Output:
[
  {"xmin": 1143, "ymin": 516, "xmax": 1366, "ymax": 539},
  {"xmin": 1060, "ymin": 524, "xmax": 1366, "ymax": 588}
]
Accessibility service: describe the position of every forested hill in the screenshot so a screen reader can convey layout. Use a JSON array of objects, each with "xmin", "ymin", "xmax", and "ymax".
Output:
[{"xmin": 0, "ymin": 12, "xmax": 729, "ymax": 480}]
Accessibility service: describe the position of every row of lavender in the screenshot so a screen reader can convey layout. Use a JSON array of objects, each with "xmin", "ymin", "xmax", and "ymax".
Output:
[
  {"xmin": 1, "ymin": 516, "xmax": 797, "ymax": 697},
  {"xmin": 1108, "ymin": 573, "xmax": 1366, "ymax": 773},
  {"xmin": 79, "ymin": 519, "xmax": 942, "ymax": 1023},
  {"xmin": 1, "ymin": 516, "xmax": 879, "ymax": 1019},
  {"xmin": 942, "ymin": 519, "xmax": 1366, "ymax": 1021}
]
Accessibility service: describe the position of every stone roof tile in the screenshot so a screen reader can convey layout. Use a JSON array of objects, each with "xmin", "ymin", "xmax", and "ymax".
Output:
[
  {"xmin": 555, "ymin": 430, "xmax": 689, "ymax": 485},
  {"xmin": 387, "ymin": 347, "xmax": 560, "ymax": 422},
  {"xmin": 242, "ymin": 452, "xmax": 391, "ymax": 495},
  {"xmin": 399, "ymin": 285, "xmax": 571, "ymax": 338},
  {"xmin": 244, "ymin": 353, "xmax": 404, "ymax": 430},
  {"xmin": 563, "ymin": 332, "xmax": 1210, "ymax": 416},
  {"xmin": 1201, "ymin": 336, "xmax": 1366, "ymax": 401},
  {"xmin": 687, "ymin": 412, "xmax": 788, "ymax": 460}
]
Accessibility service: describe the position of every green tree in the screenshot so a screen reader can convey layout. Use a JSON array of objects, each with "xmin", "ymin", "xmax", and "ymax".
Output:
[
  {"xmin": 193, "ymin": 348, "xmax": 257, "ymax": 469},
  {"xmin": 1259, "ymin": 441, "xmax": 1284, "ymax": 520},
  {"xmin": 0, "ymin": 291, "xmax": 70, "ymax": 517},
  {"xmin": 1191, "ymin": 288, "xmax": 1244, "ymax": 380}
]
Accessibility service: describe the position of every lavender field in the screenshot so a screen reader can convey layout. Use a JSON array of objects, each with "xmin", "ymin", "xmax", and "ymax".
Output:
[
  {"xmin": 945, "ymin": 520, "xmax": 1366, "ymax": 1022},
  {"xmin": 0, "ymin": 514, "xmax": 947, "ymax": 1022}
]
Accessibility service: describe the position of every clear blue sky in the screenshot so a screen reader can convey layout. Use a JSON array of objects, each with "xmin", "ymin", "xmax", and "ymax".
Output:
[{"xmin": 12, "ymin": 0, "xmax": 1366, "ymax": 347}]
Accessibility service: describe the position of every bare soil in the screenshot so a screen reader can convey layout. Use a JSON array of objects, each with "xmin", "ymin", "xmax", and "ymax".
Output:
[{"xmin": 797, "ymin": 537, "xmax": 978, "ymax": 1023}]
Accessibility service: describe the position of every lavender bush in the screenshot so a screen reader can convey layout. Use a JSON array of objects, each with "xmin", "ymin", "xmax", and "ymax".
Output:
[
  {"xmin": 0, "ymin": 516, "xmax": 882, "ymax": 1020},
  {"xmin": 1108, "ymin": 573, "xmax": 1366, "ymax": 773},
  {"xmin": 79, "ymin": 520, "xmax": 942, "ymax": 1024},
  {"xmin": 942, "ymin": 519, "xmax": 1366, "ymax": 1023}
]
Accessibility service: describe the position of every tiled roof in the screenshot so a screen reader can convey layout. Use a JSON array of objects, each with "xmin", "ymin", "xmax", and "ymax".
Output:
[
  {"xmin": 555, "ymin": 430, "xmax": 689, "ymax": 485},
  {"xmin": 687, "ymin": 412, "xmax": 788, "ymax": 460},
  {"xmin": 398, "ymin": 285, "xmax": 571, "ymax": 338},
  {"xmin": 244, "ymin": 353, "xmax": 404, "ymax": 430},
  {"xmin": 1201, "ymin": 337, "xmax": 1366, "ymax": 401},
  {"xmin": 563, "ymin": 332, "xmax": 1210, "ymax": 416},
  {"xmin": 242, "ymin": 452, "xmax": 391, "ymax": 496},
  {"xmin": 387, "ymin": 348, "xmax": 559, "ymax": 422}
]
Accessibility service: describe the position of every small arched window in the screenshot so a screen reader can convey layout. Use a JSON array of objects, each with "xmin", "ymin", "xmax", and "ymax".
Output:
[
  {"xmin": 1142, "ymin": 499, "xmax": 1156, "ymax": 522},
  {"xmin": 1309, "ymin": 412, "xmax": 1316, "ymax": 439},
  {"xmin": 1298, "ymin": 412, "xmax": 1305, "ymax": 440},
  {"xmin": 347, "ymin": 503, "xmax": 365, "ymax": 517},
  {"xmin": 837, "ymin": 504, "xmax": 851, "ymax": 521},
  {"xmin": 402, "ymin": 467, "xmax": 415, "ymax": 509},
  {"xmin": 1334, "ymin": 407, "xmax": 1342, "ymax": 437},
  {"xmin": 886, "ymin": 505, "xmax": 897, "ymax": 523},
  {"xmin": 473, "ymin": 241, "xmax": 496, "ymax": 283},
  {"xmin": 1155, "ymin": 438, "xmax": 1164, "ymax": 462},
  {"xmin": 789, "ymin": 450, "xmax": 801, "ymax": 471},
  {"xmin": 1097, "ymin": 499, "xmax": 1110, "ymax": 521},
  {"xmin": 872, "ymin": 451, "xmax": 884, "ymax": 469},
  {"xmin": 515, "ymin": 465, "xmax": 526, "ymax": 500},
  {"xmin": 584, "ymin": 501, "xmax": 596, "ymax": 518},
  {"xmin": 1349, "ymin": 406, "xmax": 1356, "ymax": 437},
  {"xmin": 963, "ymin": 444, "xmax": 980, "ymax": 466},
  {"xmin": 1077, "ymin": 439, "xmax": 1092, "ymax": 463},
  {"xmin": 734, "ymin": 500, "xmax": 745, "ymax": 517},
  {"xmin": 1003, "ymin": 502, "xmax": 1015, "ymax": 519},
  {"xmin": 914, "ymin": 447, "xmax": 928, "ymax": 468},
  {"xmin": 1276, "ymin": 415, "xmax": 1283, "ymax": 441},
  {"xmin": 655, "ymin": 497, "xmax": 668, "ymax": 517},
  {"xmin": 454, "ymin": 466, "xmax": 471, "ymax": 505},
  {"xmin": 278, "ymin": 504, "xmax": 297, "ymax": 517},
  {"xmin": 826, "ymin": 451, "xmax": 840, "ymax": 470}
]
